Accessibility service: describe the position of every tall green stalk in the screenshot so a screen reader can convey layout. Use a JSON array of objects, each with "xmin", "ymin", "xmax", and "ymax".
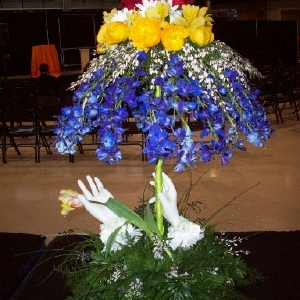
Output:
[
  {"xmin": 154, "ymin": 158, "xmax": 164, "ymax": 235},
  {"xmin": 153, "ymin": 84, "xmax": 165, "ymax": 235}
]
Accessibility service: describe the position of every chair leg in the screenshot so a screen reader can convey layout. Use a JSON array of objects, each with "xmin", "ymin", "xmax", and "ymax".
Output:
[
  {"xmin": 2, "ymin": 129, "xmax": 7, "ymax": 163},
  {"xmin": 142, "ymin": 132, "xmax": 147, "ymax": 161},
  {"xmin": 9, "ymin": 136, "xmax": 21, "ymax": 155},
  {"xmin": 41, "ymin": 135, "xmax": 53, "ymax": 154},
  {"xmin": 35, "ymin": 131, "xmax": 40, "ymax": 163},
  {"xmin": 69, "ymin": 154, "xmax": 74, "ymax": 163},
  {"xmin": 274, "ymin": 101, "xmax": 283, "ymax": 124},
  {"xmin": 291, "ymin": 98, "xmax": 299, "ymax": 121},
  {"xmin": 77, "ymin": 142, "xmax": 84, "ymax": 154}
]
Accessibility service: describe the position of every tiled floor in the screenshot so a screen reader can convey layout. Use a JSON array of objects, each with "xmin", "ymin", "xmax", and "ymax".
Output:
[{"xmin": 1, "ymin": 113, "xmax": 300, "ymax": 244}]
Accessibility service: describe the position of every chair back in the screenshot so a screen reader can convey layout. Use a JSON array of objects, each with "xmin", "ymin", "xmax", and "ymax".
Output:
[{"xmin": 35, "ymin": 95, "xmax": 61, "ymax": 123}]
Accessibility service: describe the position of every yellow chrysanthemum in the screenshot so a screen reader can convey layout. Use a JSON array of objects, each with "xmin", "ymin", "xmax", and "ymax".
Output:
[
  {"xmin": 189, "ymin": 25, "xmax": 214, "ymax": 47},
  {"xmin": 58, "ymin": 189, "xmax": 82, "ymax": 216},
  {"xmin": 106, "ymin": 21, "xmax": 128, "ymax": 45},
  {"xmin": 96, "ymin": 24, "xmax": 108, "ymax": 53},
  {"xmin": 96, "ymin": 22, "xmax": 128, "ymax": 53},
  {"xmin": 96, "ymin": 24, "xmax": 107, "ymax": 44},
  {"xmin": 129, "ymin": 17, "xmax": 161, "ymax": 51},
  {"xmin": 161, "ymin": 24, "xmax": 189, "ymax": 52}
]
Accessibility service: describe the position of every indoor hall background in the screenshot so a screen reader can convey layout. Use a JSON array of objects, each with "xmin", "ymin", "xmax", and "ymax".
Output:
[{"xmin": 0, "ymin": 113, "xmax": 299, "ymax": 244}]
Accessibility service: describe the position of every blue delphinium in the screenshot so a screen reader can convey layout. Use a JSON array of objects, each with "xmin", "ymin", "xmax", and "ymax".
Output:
[{"xmin": 54, "ymin": 42, "xmax": 273, "ymax": 171}]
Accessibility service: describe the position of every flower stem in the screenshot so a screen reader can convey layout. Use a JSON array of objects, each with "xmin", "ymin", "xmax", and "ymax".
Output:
[{"xmin": 154, "ymin": 158, "xmax": 164, "ymax": 236}]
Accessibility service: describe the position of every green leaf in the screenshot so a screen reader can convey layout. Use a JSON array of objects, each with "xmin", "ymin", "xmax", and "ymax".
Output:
[
  {"xmin": 144, "ymin": 203, "xmax": 161, "ymax": 237},
  {"xmin": 105, "ymin": 198, "xmax": 153, "ymax": 237},
  {"xmin": 105, "ymin": 224, "xmax": 123, "ymax": 257}
]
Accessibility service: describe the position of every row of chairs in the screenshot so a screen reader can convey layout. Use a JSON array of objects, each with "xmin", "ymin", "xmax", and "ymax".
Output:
[
  {"xmin": 0, "ymin": 91, "xmax": 149, "ymax": 163},
  {"xmin": 0, "ymin": 93, "xmax": 75, "ymax": 163},
  {"xmin": 72, "ymin": 109, "xmax": 148, "ymax": 162},
  {"xmin": 0, "ymin": 76, "xmax": 207, "ymax": 163},
  {"xmin": 258, "ymin": 64, "xmax": 300, "ymax": 124}
]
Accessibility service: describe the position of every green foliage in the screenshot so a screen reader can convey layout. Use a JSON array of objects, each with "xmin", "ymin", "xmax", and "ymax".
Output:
[
  {"xmin": 58, "ymin": 170, "xmax": 263, "ymax": 299},
  {"xmin": 59, "ymin": 228, "xmax": 262, "ymax": 300}
]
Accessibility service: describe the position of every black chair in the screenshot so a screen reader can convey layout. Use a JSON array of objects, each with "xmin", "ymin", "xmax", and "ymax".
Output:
[
  {"xmin": 121, "ymin": 107, "xmax": 147, "ymax": 161},
  {"xmin": 73, "ymin": 105, "xmax": 147, "ymax": 161},
  {"xmin": 1, "ymin": 81, "xmax": 45, "ymax": 163},
  {"xmin": 2, "ymin": 107, "xmax": 40, "ymax": 163},
  {"xmin": 35, "ymin": 95, "xmax": 75, "ymax": 162},
  {"xmin": 122, "ymin": 119, "xmax": 147, "ymax": 161},
  {"xmin": 0, "ymin": 109, "xmax": 6, "ymax": 161},
  {"xmin": 273, "ymin": 66, "xmax": 299, "ymax": 123},
  {"xmin": 257, "ymin": 65, "xmax": 299, "ymax": 124}
]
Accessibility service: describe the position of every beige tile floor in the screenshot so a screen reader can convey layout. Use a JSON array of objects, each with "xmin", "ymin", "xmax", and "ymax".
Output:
[{"xmin": 1, "ymin": 113, "xmax": 299, "ymax": 244}]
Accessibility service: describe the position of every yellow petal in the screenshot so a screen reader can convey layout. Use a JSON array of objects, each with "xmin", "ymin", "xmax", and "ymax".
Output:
[
  {"xmin": 145, "ymin": 6, "xmax": 161, "ymax": 19},
  {"xmin": 198, "ymin": 7, "xmax": 208, "ymax": 17},
  {"xmin": 60, "ymin": 203, "xmax": 76, "ymax": 216},
  {"xmin": 103, "ymin": 8, "xmax": 117, "ymax": 24},
  {"xmin": 205, "ymin": 15, "xmax": 214, "ymax": 22},
  {"xmin": 157, "ymin": 1, "xmax": 170, "ymax": 19},
  {"xmin": 96, "ymin": 24, "xmax": 108, "ymax": 44},
  {"xmin": 173, "ymin": 16, "xmax": 187, "ymax": 27},
  {"xmin": 127, "ymin": 11, "xmax": 139, "ymax": 24},
  {"xmin": 190, "ymin": 17, "xmax": 206, "ymax": 30}
]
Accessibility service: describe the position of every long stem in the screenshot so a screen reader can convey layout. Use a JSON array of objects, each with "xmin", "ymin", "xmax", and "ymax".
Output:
[
  {"xmin": 153, "ymin": 84, "xmax": 164, "ymax": 235},
  {"xmin": 155, "ymin": 158, "xmax": 164, "ymax": 235}
]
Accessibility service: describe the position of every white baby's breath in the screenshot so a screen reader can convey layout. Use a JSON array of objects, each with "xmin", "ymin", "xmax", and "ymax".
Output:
[
  {"xmin": 152, "ymin": 236, "xmax": 170, "ymax": 259},
  {"xmin": 165, "ymin": 265, "xmax": 190, "ymax": 279},
  {"xmin": 125, "ymin": 278, "xmax": 143, "ymax": 298}
]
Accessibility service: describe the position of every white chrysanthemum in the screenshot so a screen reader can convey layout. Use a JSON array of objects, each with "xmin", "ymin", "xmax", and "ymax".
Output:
[
  {"xmin": 167, "ymin": 216, "xmax": 204, "ymax": 250},
  {"xmin": 135, "ymin": 0, "xmax": 159, "ymax": 16},
  {"xmin": 100, "ymin": 217, "xmax": 143, "ymax": 252},
  {"xmin": 111, "ymin": 8, "xmax": 133, "ymax": 23},
  {"xmin": 167, "ymin": 0, "xmax": 182, "ymax": 23},
  {"xmin": 135, "ymin": 0, "xmax": 179, "ymax": 18}
]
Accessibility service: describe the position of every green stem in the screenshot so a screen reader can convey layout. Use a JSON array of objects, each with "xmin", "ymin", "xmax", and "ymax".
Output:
[
  {"xmin": 153, "ymin": 84, "xmax": 164, "ymax": 235},
  {"xmin": 154, "ymin": 158, "xmax": 164, "ymax": 235}
]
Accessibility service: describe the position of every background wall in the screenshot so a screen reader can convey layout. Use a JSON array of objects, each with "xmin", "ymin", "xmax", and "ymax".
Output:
[
  {"xmin": 0, "ymin": 10, "xmax": 104, "ymax": 77},
  {"xmin": 0, "ymin": 0, "xmax": 299, "ymax": 77}
]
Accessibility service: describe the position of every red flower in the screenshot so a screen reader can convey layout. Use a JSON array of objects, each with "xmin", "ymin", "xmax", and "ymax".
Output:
[
  {"xmin": 119, "ymin": 0, "xmax": 195, "ymax": 10},
  {"xmin": 119, "ymin": 0, "xmax": 142, "ymax": 9},
  {"xmin": 173, "ymin": 0, "xmax": 194, "ymax": 5}
]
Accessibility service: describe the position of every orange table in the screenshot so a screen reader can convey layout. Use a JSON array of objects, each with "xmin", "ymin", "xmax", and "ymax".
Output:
[{"xmin": 31, "ymin": 45, "xmax": 61, "ymax": 78}]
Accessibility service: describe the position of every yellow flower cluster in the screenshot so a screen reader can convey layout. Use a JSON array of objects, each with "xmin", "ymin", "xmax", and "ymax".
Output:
[{"xmin": 96, "ymin": 2, "xmax": 214, "ymax": 53}]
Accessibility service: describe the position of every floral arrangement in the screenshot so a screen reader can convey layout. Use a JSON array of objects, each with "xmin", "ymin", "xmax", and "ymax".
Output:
[{"xmin": 55, "ymin": 0, "xmax": 272, "ymax": 298}]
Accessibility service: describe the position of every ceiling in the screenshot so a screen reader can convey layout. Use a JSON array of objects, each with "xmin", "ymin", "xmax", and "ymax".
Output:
[{"xmin": 0, "ymin": 0, "xmax": 119, "ymax": 10}]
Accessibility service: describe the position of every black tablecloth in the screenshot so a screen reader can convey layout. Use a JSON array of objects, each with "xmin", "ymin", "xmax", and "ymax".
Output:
[
  {"xmin": 0, "ymin": 232, "xmax": 46, "ymax": 300},
  {"xmin": 1, "ymin": 231, "xmax": 299, "ymax": 300}
]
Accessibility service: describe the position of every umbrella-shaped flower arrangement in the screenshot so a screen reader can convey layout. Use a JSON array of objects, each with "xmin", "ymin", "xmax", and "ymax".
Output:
[{"xmin": 55, "ymin": 0, "xmax": 272, "ymax": 298}]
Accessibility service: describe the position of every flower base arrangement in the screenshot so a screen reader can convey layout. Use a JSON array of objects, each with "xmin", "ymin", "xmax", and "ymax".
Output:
[
  {"xmin": 55, "ymin": 0, "xmax": 273, "ymax": 299},
  {"xmin": 59, "ymin": 228, "xmax": 261, "ymax": 300},
  {"xmin": 58, "ymin": 171, "xmax": 263, "ymax": 299}
]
